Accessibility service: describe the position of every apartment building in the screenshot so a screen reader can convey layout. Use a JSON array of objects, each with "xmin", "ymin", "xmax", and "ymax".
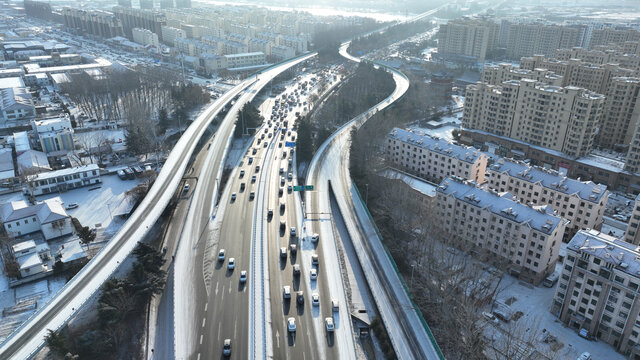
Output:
[
  {"xmin": 590, "ymin": 28, "xmax": 640, "ymax": 49},
  {"xmin": 385, "ymin": 128, "xmax": 488, "ymax": 184},
  {"xmin": 480, "ymin": 63, "xmax": 563, "ymax": 86},
  {"xmin": 31, "ymin": 117, "xmax": 75, "ymax": 155},
  {"xmin": 62, "ymin": 8, "xmax": 124, "ymax": 39},
  {"xmin": 112, "ymin": 6, "xmax": 167, "ymax": 40},
  {"xmin": 505, "ymin": 23, "xmax": 583, "ymax": 59},
  {"xmin": 599, "ymin": 77, "xmax": 640, "ymax": 149},
  {"xmin": 434, "ymin": 177, "xmax": 566, "ymax": 285},
  {"xmin": 624, "ymin": 194, "xmax": 640, "ymax": 245},
  {"xmin": 551, "ymin": 230, "xmax": 640, "ymax": 357},
  {"xmin": 25, "ymin": 164, "xmax": 101, "ymax": 196},
  {"xmin": 487, "ymin": 158, "xmax": 608, "ymax": 241},
  {"xmin": 161, "ymin": 26, "xmax": 186, "ymax": 46},
  {"xmin": 132, "ymin": 28, "xmax": 159, "ymax": 48},
  {"xmin": 555, "ymin": 47, "xmax": 640, "ymax": 71},
  {"xmin": 463, "ymin": 79, "xmax": 605, "ymax": 157},
  {"xmin": 437, "ymin": 18, "xmax": 500, "ymax": 62}
]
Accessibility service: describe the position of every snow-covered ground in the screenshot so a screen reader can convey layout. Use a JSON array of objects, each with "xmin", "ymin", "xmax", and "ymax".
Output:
[
  {"xmin": 408, "ymin": 111, "xmax": 462, "ymax": 142},
  {"xmin": 490, "ymin": 274, "xmax": 624, "ymax": 360},
  {"xmin": 0, "ymin": 175, "xmax": 140, "ymax": 230},
  {"xmin": 74, "ymin": 129, "xmax": 126, "ymax": 147}
]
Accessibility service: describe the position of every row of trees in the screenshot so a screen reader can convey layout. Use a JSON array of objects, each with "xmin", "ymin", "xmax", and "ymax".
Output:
[
  {"xmin": 46, "ymin": 242, "xmax": 166, "ymax": 359},
  {"xmin": 296, "ymin": 62, "xmax": 395, "ymax": 164},
  {"xmin": 347, "ymin": 20, "xmax": 435, "ymax": 56},
  {"xmin": 234, "ymin": 103, "xmax": 264, "ymax": 138}
]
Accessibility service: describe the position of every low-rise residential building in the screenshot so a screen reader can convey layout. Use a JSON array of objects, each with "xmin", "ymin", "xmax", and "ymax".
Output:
[
  {"xmin": 224, "ymin": 52, "xmax": 265, "ymax": 69},
  {"xmin": 487, "ymin": 158, "xmax": 608, "ymax": 241},
  {"xmin": 25, "ymin": 164, "xmax": 101, "ymax": 196},
  {"xmin": 0, "ymin": 88, "xmax": 36, "ymax": 123},
  {"xmin": 385, "ymin": 127, "xmax": 488, "ymax": 184},
  {"xmin": 1, "ymin": 197, "xmax": 72, "ymax": 240},
  {"xmin": 0, "ymin": 147, "xmax": 14, "ymax": 180},
  {"xmin": 552, "ymin": 230, "xmax": 640, "ymax": 357},
  {"xmin": 11, "ymin": 240, "xmax": 50, "ymax": 278},
  {"xmin": 13, "ymin": 131, "xmax": 30, "ymax": 155},
  {"xmin": 434, "ymin": 177, "xmax": 567, "ymax": 285},
  {"xmin": 17, "ymin": 150, "xmax": 50, "ymax": 175},
  {"xmin": 161, "ymin": 26, "xmax": 186, "ymax": 46}
]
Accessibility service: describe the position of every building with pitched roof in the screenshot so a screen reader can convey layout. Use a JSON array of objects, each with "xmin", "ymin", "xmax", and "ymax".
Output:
[
  {"xmin": 25, "ymin": 164, "xmax": 100, "ymax": 196},
  {"xmin": 386, "ymin": 127, "xmax": 488, "ymax": 184},
  {"xmin": 552, "ymin": 230, "xmax": 640, "ymax": 357},
  {"xmin": 0, "ymin": 88, "xmax": 35, "ymax": 123},
  {"xmin": 487, "ymin": 158, "xmax": 608, "ymax": 241},
  {"xmin": 0, "ymin": 147, "xmax": 14, "ymax": 180},
  {"xmin": 434, "ymin": 177, "xmax": 567, "ymax": 284},
  {"xmin": 0, "ymin": 197, "xmax": 72, "ymax": 240}
]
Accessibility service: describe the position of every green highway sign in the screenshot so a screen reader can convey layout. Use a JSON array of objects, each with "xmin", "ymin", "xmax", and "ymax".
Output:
[
  {"xmin": 304, "ymin": 185, "xmax": 314, "ymax": 191},
  {"xmin": 293, "ymin": 186, "xmax": 304, "ymax": 191},
  {"xmin": 293, "ymin": 185, "xmax": 314, "ymax": 191}
]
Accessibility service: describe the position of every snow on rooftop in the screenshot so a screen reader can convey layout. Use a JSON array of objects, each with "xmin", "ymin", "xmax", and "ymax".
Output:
[
  {"xmin": 388, "ymin": 127, "xmax": 484, "ymax": 164},
  {"xmin": 568, "ymin": 229, "xmax": 640, "ymax": 279},
  {"xmin": 12, "ymin": 240, "xmax": 36, "ymax": 254},
  {"xmin": 437, "ymin": 177, "xmax": 563, "ymax": 234},
  {"xmin": 490, "ymin": 158, "xmax": 608, "ymax": 203},
  {"xmin": 379, "ymin": 168, "xmax": 437, "ymax": 197}
]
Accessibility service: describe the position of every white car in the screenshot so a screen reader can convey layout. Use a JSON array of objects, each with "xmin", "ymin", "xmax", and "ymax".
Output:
[
  {"xmin": 283, "ymin": 285, "xmax": 291, "ymax": 299},
  {"xmin": 239, "ymin": 270, "xmax": 247, "ymax": 283},
  {"xmin": 311, "ymin": 233, "xmax": 319, "ymax": 242},
  {"xmin": 228, "ymin": 258, "xmax": 235, "ymax": 270},
  {"xmin": 218, "ymin": 249, "xmax": 226, "ymax": 261},
  {"xmin": 310, "ymin": 269, "xmax": 317, "ymax": 280},
  {"xmin": 325, "ymin": 317, "xmax": 334, "ymax": 332},
  {"xmin": 312, "ymin": 293, "xmax": 320, "ymax": 306},
  {"xmin": 288, "ymin": 317, "xmax": 296, "ymax": 332}
]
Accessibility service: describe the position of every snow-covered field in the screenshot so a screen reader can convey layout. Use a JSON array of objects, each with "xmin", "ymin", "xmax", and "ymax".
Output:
[{"xmin": 491, "ymin": 274, "xmax": 624, "ymax": 360}]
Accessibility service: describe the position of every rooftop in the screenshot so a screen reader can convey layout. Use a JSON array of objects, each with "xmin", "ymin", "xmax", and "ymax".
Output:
[
  {"xmin": 568, "ymin": 229, "xmax": 640, "ymax": 279},
  {"xmin": 1, "ymin": 197, "xmax": 68, "ymax": 224},
  {"xmin": 387, "ymin": 127, "xmax": 485, "ymax": 164},
  {"xmin": 29, "ymin": 164, "xmax": 99, "ymax": 182},
  {"xmin": 0, "ymin": 77, "xmax": 24, "ymax": 89},
  {"xmin": 489, "ymin": 158, "xmax": 608, "ymax": 203},
  {"xmin": 12, "ymin": 240, "xmax": 36, "ymax": 254},
  {"xmin": 437, "ymin": 177, "xmax": 564, "ymax": 234}
]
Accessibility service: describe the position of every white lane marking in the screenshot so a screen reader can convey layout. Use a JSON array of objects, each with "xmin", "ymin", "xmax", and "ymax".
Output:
[
  {"xmin": 200, "ymin": 334, "xmax": 203, "ymax": 345},
  {"xmin": 197, "ymin": 354, "xmax": 201, "ymax": 360},
  {"xmin": 218, "ymin": 322, "xmax": 222, "ymax": 342},
  {"xmin": 204, "ymin": 302, "xmax": 208, "ymax": 312},
  {"xmin": 215, "ymin": 282, "xmax": 219, "ymax": 296},
  {"xmin": 202, "ymin": 317, "xmax": 206, "ymax": 328}
]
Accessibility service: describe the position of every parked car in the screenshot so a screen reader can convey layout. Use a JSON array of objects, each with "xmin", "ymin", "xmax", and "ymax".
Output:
[
  {"xmin": 124, "ymin": 167, "xmax": 135, "ymax": 179},
  {"xmin": 117, "ymin": 169, "xmax": 127, "ymax": 180},
  {"xmin": 65, "ymin": 203, "xmax": 79, "ymax": 210},
  {"xmin": 311, "ymin": 233, "xmax": 319, "ymax": 242}
]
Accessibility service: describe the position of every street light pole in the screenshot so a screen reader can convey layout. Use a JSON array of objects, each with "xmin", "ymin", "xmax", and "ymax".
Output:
[
  {"xmin": 410, "ymin": 263, "xmax": 416, "ymax": 288},
  {"xmin": 365, "ymin": 183, "xmax": 369, "ymax": 205}
]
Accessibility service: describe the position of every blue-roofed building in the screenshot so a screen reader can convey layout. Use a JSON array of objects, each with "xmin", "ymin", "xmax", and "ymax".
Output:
[
  {"xmin": 487, "ymin": 158, "xmax": 609, "ymax": 241},
  {"xmin": 386, "ymin": 127, "xmax": 488, "ymax": 184},
  {"xmin": 435, "ymin": 177, "xmax": 567, "ymax": 285}
]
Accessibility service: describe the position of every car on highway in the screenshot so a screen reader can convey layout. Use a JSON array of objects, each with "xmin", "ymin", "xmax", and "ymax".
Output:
[
  {"xmin": 240, "ymin": 183, "xmax": 245, "ymax": 191},
  {"xmin": 287, "ymin": 185, "xmax": 292, "ymax": 193},
  {"xmin": 248, "ymin": 157, "xmax": 253, "ymax": 164},
  {"xmin": 289, "ymin": 243, "xmax": 297, "ymax": 255},
  {"xmin": 287, "ymin": 173, "xmax": 293, "ymax": 180},
  {"xmin": 218, "ymin": 249, "xmax": 226, "ymax": 261},
  {"xmin": 255, "ymin": 165, "xmax": 260, "ymax": 172},
  {"xmin": 281, "ymin": 177, "xmax": 285, "ymax": 186},
  {"xmin": 268, "ymin": 209, "xmax": 273, "ymax": 219},
  {"xmin": 223, "ymin": 339, "xmax": 231, "ymax": 356},
  {"xmin": 183, "ymin": 184, "xmax": 190, "ymax": 192},
  {"xmin": 296, "ymin": 291, "xmax": 304, "ymax": 305},
  {"xmin": 280, "ymin": 247, "xmax": 287, "ymax": 259},
  {"xmin": 252, "ymin": 148, "xmax": 257, "ymax": 155},
  {"xmin": 280, "ymin": 220, "xmax": 286, "ymax": 232},
  {"xmin": 280, "ymin": 202, "xmax": 285, "ymax": 211},
  {"xmin": 228, "ymin": 258, "xmax": 235, "ymax": 270},
  {"xmin": 249, "ymin": 191, "xmax": 255, "ymax": 200},
  {"xmin": 290, "ymin": 227, "xmax": 296, "ymax": 237},
  {"xmin": 251, "ymin": 175, "xmax": 256, "ymax": 183},
  {"xmin": 310, "ymin": 269, "xmax": 317, "ymax": 280},
  {"xmin": 279, "ymin": 188, "xmax": 283, "ymax": 196},
  {"xmin": 231, "ymin": 193, "xmax": 237, "ymax": 202},
  {"xmin": 239, "ymin": 170, "xmax": 245, "ymax": 178},
  {"xmin": 288, "ymin": 317, "xmax": 296, "ymax": 332},
  {"xmin": 293, "ymin": 264, "xmax": 300, "ymax": 276},
  {"xmin": 263, "ymin": 142, "xmax": 268, "ymax": 148},
  {"xmin": 312, "ymin": 293, "xmax": 319, "ymax": 306},
  {"xmin": 240, "ymin": 270, "xmax": 247, "ymax": 283},
  {"xmin": 312, "ymin": 254, "xmax": 319, "ymax": 265},
  {"xmin": 280, "ymin": 167, "xmax": 284, "ymax": 174},
  {"xmin": 311, "ymin": 233, "xmax": 319, "ymax": 242},
  {"xmin": 325, "ymin": 318, "xmax": 334, "ymax": 333},
  {"xmin": 332, "ymin": 299, "xmax": 339, "ymax": 312},
  {"xmin": 283, "ymin": 285, "xmax": 291, "ymax": 299}
]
